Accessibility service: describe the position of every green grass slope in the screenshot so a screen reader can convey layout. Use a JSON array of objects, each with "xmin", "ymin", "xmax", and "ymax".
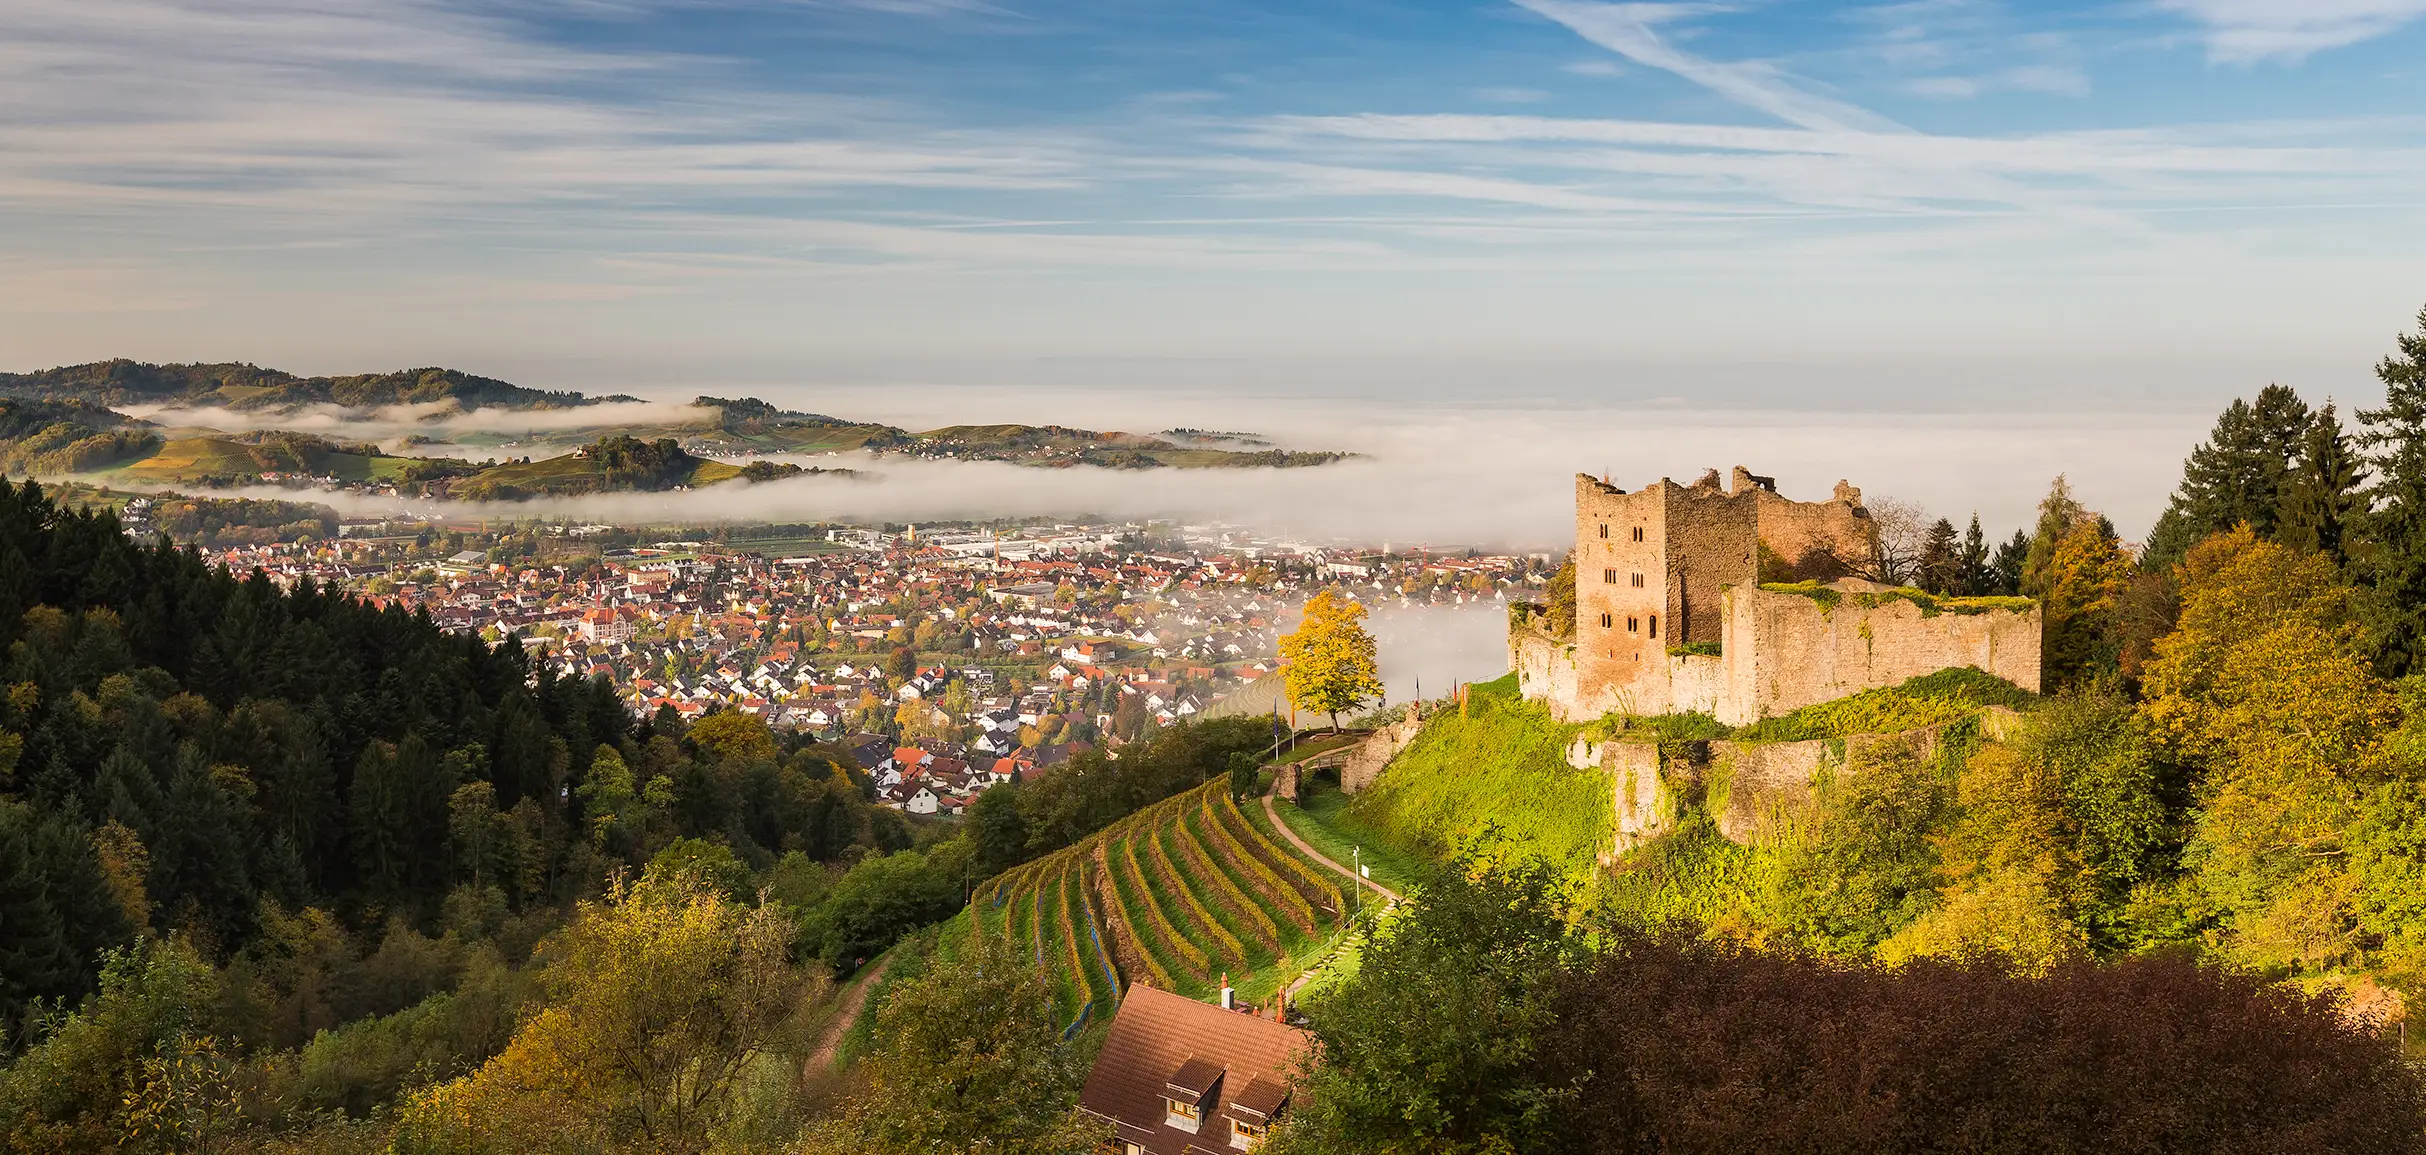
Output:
[
  {"xmin": 1349, "ymin": 674, "xmax": 1612, "ymax": 891},
  {"xmin": 108, "ymin": 435, "xmax": 422, "ymax": 485}
]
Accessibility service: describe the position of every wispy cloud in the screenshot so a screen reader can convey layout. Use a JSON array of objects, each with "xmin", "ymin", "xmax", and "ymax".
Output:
[
  {"xmin": 1509, "ymin": 0, "xmax": 1906, "ymax": 133},
  {"xmin": 2155, "ymin": 0, "xmax": 2426, "ymax": 63}
]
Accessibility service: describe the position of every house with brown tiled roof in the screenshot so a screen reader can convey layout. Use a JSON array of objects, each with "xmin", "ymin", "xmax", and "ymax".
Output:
[{"xmin": 1078, "ymin": 984, "xmax": 1308, "ymax": 1155}]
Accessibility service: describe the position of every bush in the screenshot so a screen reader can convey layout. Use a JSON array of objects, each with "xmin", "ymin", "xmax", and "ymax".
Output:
[{"xmin": 1540, "ymin": 930, "xmax": 2426, "ymax": 1155}]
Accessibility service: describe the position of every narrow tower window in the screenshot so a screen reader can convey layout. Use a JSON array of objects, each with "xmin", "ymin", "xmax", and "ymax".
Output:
[
  {"xmin": 1632, "ymin": 526, "xmax": 1645, "ymax": 542},
  {"xmin": 1599, "ymin": 524, "xmax": 1609, "ymax": 538},
  {"xmin": 1649, "ymin": 615, "xmax": 1659, "ymax": 638},
  {"xmin": 1600, "ymin": 612, "xmax": 1613, "ymax": 628},
  {"xmin": 1604, "ymin": 568, "xmax": 1618, "ymax": 584},
  {"xmin": 1631, "ymin": 572, "xmax": 1645, "ymax": 588}
]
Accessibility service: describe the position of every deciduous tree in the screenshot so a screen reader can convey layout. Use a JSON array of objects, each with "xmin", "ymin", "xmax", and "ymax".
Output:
[
  {"xmin": 798, "ymin": 933, "xmax": 1104, "ymax": 1155},
  {"xmin": 1279, "ymin": 590, "xmax": 1384, "ymax": 733}
]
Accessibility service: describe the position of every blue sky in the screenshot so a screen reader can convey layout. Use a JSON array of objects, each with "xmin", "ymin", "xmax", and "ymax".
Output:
[{"xmin": 5, "ymin": 0, "xmax": 2425, "ymax": 411}]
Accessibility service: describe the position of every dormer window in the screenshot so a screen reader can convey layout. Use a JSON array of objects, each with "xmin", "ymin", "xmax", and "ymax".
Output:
[
  {"xmin": 1231, "ymin": 1115, "xmax": 1268, "ymax": 1148},
  {"xmin": 1165, "ymin": 1056, "xmax": 1224, "ymax": 1134}
]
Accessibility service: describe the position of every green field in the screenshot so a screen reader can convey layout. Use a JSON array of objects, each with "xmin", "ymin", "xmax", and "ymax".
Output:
[
  {"xmin": 107, "ymin": 436, "xmax": 423, "ymax": 485},
  {"xmin": 965, "ymin": 780, "xmax": 1358, "ymax": 1027}
]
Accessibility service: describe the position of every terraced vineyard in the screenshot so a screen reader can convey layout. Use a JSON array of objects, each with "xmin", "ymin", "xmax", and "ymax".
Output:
[{"xmin": 967, "ymin": 780, "xmax": 1356, "ymax": 1028}]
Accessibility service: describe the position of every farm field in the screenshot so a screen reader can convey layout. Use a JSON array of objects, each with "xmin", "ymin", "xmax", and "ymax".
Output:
[{"xmin": 963, "ymin": 780, "xmax": 1359, "ymax": 1030}]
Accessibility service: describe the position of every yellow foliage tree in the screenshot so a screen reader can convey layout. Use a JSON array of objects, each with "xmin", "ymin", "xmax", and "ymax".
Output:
[
  {"xmin": 796, "ymin": 933, "xmax": 1104, "ymax": 1155},
  {"xmin": 1279, "ymin": 589, "xmax": 1384, "ymax": 733},
  {"xmin": 2038, "ymin": 520, "xmax": 2133, "ymax": 689},
  {"xmin": 2139, "ymin": 526, "xmax": 2400, "ymax": 970},
  {"xmin": 399, "ymin": 866, "xmax": 820, "ymax": 1154}
]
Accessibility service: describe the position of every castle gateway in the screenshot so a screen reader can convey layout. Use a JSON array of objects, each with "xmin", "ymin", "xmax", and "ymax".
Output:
[{"xmin": 1512, "ymin": 468, "xmax": 2041, "ymax": 725}]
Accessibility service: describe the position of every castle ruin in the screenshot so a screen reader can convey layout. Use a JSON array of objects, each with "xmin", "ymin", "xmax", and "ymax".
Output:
[{"xmin": 1511, "ymin": 467, "xmax": 2041, "ymax": 725}]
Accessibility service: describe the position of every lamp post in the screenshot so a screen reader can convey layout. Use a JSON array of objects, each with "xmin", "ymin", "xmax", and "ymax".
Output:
[{"xmin": 1353, "ymin": 846, "xmax": 1362, "ymax": 919}]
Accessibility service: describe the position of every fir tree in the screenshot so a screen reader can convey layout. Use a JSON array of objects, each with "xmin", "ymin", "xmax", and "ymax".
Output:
[
  {"xmin": 2357, "ymin": 304, "xmax": 2426, "ymax": 675},
  {"xmin": 1957, "ymin": 515, "xmax": 1991, "ymax": 597},
  {"xmin": 2277, "ymin": 403, "xmax": 2366, "ymax": 567},
  {"xmin": 1991, "ymin": 530, "xmax": 2030, "ymax": 597},
  {"xmin": 1916, "ymin": 518, "xmax": 1960, "ymax": 594},
  {"xmin": 2143, "ymin": 385, "xmax": 2312, "ymax": 570}
]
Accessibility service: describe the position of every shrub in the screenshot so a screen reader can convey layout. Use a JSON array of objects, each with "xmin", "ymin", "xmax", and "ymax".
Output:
[{"xmin": 1540, "ymin": 931, "xmax": 2426, "ymax": 1155}]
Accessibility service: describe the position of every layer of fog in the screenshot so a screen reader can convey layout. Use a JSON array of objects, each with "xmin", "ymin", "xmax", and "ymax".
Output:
[
  {"xmin": 175, "ymin": 395, "xmax": 2208, "ymax": 550},
  {"xmin": 120, "ymin": 398, "xmax": 720, "ymax": 453},
  {"xmin": 1369, "ymin": 604, "xmax": 1512, "ymax": 705}
]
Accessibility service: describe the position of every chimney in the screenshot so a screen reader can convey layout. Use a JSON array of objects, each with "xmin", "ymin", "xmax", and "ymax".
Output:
[{"xmin": 1220, "ymin": 973, "xmax": 1235, "ymax": 1010}]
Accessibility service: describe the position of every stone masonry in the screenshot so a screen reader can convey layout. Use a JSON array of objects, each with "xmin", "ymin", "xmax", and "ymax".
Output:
[{"xmin": 1512, "ymin": 467, "xmax": 2042, "ymax": 726}]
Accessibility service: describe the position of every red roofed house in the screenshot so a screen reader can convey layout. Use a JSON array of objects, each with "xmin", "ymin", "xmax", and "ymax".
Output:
[{"xmin": 1078, "ymin": 984, "xmax": 1308, "ymax": 1155}]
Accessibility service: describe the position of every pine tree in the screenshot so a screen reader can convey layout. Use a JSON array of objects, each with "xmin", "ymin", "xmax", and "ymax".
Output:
[
  {"xmin": 1916, "ymin": 518, "xmax": 1960, "ymax": 594},
  {"xmin": 1957, "ymin": 515, "xmax": 1991, "ymax": 597},
  {"xmin": 2357, "ymin": 304, "xmax": 2426, "ymax": 675},
  {"xmin": 1991, "ymin": 530, "xmax": 2030, "ymax": 597},
  {"xmin": 2278, "ymin": 403, "xmax": 2366, "ymax": 566},
  {"xmin": 2143, "ymin": 385, "xmax": 2312, "ymax": 570},
  {"xmin": 0, "ymin": 802, "xmax": 79, "ymax": 1031}
]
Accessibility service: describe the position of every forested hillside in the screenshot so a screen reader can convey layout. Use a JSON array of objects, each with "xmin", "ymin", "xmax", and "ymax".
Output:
[{"xmin": 0, "ymin": 476, "xmax": 1273, "ymax": 1152}]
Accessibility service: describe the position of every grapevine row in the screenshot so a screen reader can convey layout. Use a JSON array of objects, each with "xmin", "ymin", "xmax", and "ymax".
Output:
[
  {"xmin": 1170, "ymin": 808, "xmax": 1284, "ymax": 951},
  {"xmin": 1212, "ymin": 788, "xmax": 1347, "ymax": 917},
  {"xmin": 1116, "ymin": 834, "xmax": 1212, "ymax": 980},
  {"xmin": 1092, "ymin": 843, "xmax": 1177, "ymax": 990},
  {"xmin": 1055, "ymin": 863, "xmax": 1098, "ymax": 1019},
  {"xmin": 1146, "ymin": 821, "xmax": 1250, "ymax": 964}
]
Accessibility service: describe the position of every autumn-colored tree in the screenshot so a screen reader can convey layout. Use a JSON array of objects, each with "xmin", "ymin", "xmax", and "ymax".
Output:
[
  {"xmin": 2038, "ymin": 520, "xmax": 2133, "ymax": 690},
  {"xmin": 685, "ymin": 711, "xmax": 778, "ymax": 767},
  {"xmin": 399, "ymin": 866, "xmax": 817, "ymax": 1154},
  {"xmin": 2140, "ymin": 527, "xmax": 2400, "ymax": 970},
  {"xmin": 797, "ymin": 933, "xmax": 1104, "ymax": 1155},
  {"xmin": 1279, "ymin": 589, "xmax": 1384, "ymax": 733}
]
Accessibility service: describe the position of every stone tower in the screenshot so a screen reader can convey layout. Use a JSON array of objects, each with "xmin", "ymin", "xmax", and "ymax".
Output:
[{"xmin": 1562, "ymin": 467, "xmax": 1877, "ymax": 718}]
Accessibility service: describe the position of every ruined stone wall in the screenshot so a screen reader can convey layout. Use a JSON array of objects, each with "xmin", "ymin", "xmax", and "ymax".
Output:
[
  {"xmin": 1526, "ymin": 468, "xmax": 2027, "ymax": 725},
  {"xmin": 1717, "ymin": 587, "xmax": 2041, "ymax": 726},
  {"xmin": 1749, "ymin": 477, "xmax": 1876, "ymax": 573},
  {"xmin": 1706, "ymin": 726, "xmax": 1948, "ymax": 844},
  {"xmin": 1706, "ymin": 739, "xmax": 1834, "ymax": 844},
  {"xmin": 1662, "ymin": 475, "xmax": 1759, "ymax": 646},
  {"xmin": 1564, "ymin": 737, "xmax": 1670, "ymax": 856},
  {"xmin": 1667, "ymin": 653, "xmax": 1724, "ymax": 716},
  {"xmin": 1340, "ymin": 707, "xmax": 1423, "ymax": 794}
]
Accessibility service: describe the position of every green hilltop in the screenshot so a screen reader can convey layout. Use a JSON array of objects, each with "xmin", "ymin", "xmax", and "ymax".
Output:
[
  {"xmin": 0, "ymin": 360, "xmax": 599, "ymax": 412},
  {"xmin": 0, "ymin": 360, "xmax": 1356, "ymax": 483}
]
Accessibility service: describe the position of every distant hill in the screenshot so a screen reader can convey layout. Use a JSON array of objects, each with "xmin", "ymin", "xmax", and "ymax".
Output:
[
  {"xmin": 446, "ymin": 435, "xmax": 740, "ymax": 500},
  {"xmin": 0, "ymin": 398, "xmax": 160, "ymax": 475},
  {"xmin": 0, "ymin": 360, "xmax": 598, "ymax": 412},
  {"xmin": 1, "ymin": 359, "xmax": 1356, "ymax": 478},
  {"xmin": 113, "ymin": 431, "xmax": 452, "ymax": 487}
]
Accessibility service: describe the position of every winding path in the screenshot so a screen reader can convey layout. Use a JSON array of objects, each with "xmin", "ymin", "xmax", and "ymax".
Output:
[
  {"xmin": 1262, "ymin": 791, "xmax": 1402, "ymax": 904},
  {"xmin": 806, "ymin": 949, "xmax": 899, "ymax": 1073}
]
